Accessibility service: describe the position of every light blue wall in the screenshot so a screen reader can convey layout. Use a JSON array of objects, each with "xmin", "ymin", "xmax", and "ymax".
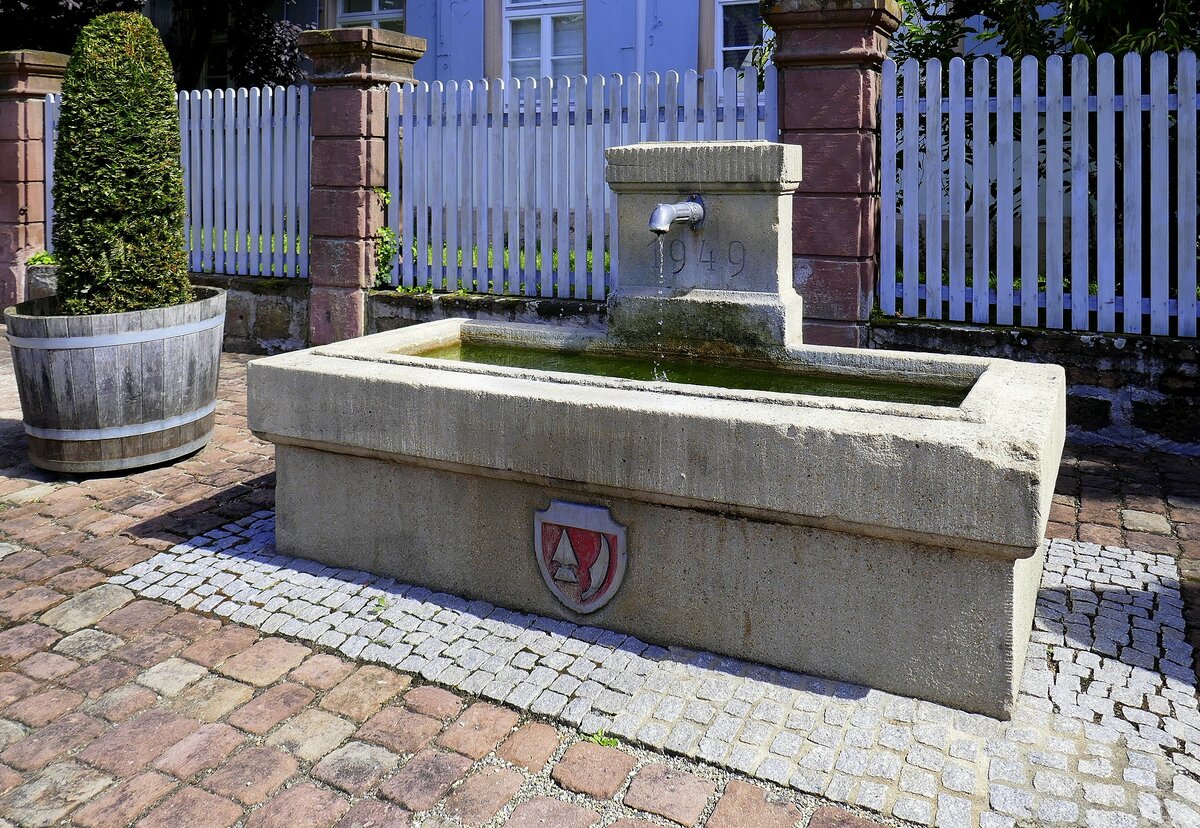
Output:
[
  {"xmin": 643, "ymin": 0, "xmax": 698, "ymax": 76},
  {"xmin": 406, "ymin": 0, "xmax": 440, "ymax": 82},
  {"xmin": 586, "ymin": 0, "xmax": 636, "ymax": 77},
  {"xmin": 439, "ymin": 0, "xmax": 486, "ymax": 82}
]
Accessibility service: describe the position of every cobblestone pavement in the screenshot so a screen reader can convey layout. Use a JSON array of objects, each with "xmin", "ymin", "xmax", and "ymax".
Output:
[
  {"xmin": 0, "ymin": 353, "xmax": 892, "ymax": 828},
  {"xmin": 0, "ymin": 346, "xmax": 1196, "ymax": 828}
]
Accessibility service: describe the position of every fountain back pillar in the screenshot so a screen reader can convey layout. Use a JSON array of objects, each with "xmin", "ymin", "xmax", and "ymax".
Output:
[
  {"xmin": 763, "ymin": 0, "xmax": 902, "ymax": 347},
  {"xmin": 606, "ymin": 142, "xmax": 804, "ymax": 355}
]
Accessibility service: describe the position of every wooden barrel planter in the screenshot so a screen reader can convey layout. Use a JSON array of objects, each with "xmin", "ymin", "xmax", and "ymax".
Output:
[{"xmin": 4, "ymin": 287, "xmax": 226, "ymax": 473}]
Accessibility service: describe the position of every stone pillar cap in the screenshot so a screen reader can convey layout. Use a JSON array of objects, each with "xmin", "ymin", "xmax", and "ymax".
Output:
[
  {"xmin": 762, "ymin": 0, "xmax": 903, "ymax": 20},
  {"xmin": 605, "ymin": 141, "xmax": 802, "ymax": 191},
  {"xmin": 0, "ymin": 50, "xmax": 69, "ymax": 97},
  {"xmin": 300, "ymin": 28, "xmax": 427, "ymax": 86}
]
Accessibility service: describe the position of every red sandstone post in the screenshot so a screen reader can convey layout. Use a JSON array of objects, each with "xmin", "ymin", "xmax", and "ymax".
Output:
[
  {"xmin": 300, "ymin": 28, "xmax": 426, "ymax": 344},
  {"xmin": 762, "ymin": 0, "xmax": 902, "ymax": 347},
  {"xmin": 0, "ymin": 50, "xmax": 68, "ymax": 310}
]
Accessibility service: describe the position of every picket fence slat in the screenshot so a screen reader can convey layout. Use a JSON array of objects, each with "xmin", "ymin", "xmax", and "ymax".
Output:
[
  {"xmin": 1123, "ymin": 53, "xmax": 1143, "ymax": 334},
  {"xmin": 1096, "ymin": 54, "xmax": 1117, "ymax": 332},
  {"xmin": 1149, "ymin": 53, "xmax": 1170, "ymax": 335},
  {"xmin": 1019, "ymin": 55, "xmax": 1039, "ymax": 327},
  {"xmin": 1180, "ymin": 52, "xmax": 1198, "ymax": 338},
  {"xmin": 1070, "ymin": 55, "xmax": 1090, "ymax": 331},
  {"xmin": 389, "ymin": 83, "xmax": 404, "ymax": 287},
  {"xmin": 900, "ymin": 60, "xmax": 920, "ymax": 318},
  {"xmin": 970, "ymin": 58, "xmax": 990, "ymax": 325},
  {"xmin": 924, "ymin": 59, "xmax": 943, "ymax": 320},
  {"xmin": 879, "ymin": 61, "xmax": 897, "ymax": 316},
  {"xmin": 1044, "ymin": 56, "xmax": 1064, "ymax": 330},
  {"xmin": 947, "ymin": 58, "xmax": 966, "ymax": 321},
  {"xmin": 995, "ymin": 57, "xmax": 1015, "ymax": 326},
  {"xmin": 881, "ymin": 49, "xmax": 1200, "ymax": 337}
]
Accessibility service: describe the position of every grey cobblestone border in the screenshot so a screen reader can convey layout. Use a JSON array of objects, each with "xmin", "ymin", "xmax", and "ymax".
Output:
[{"xmin": 113, "ymin": 515, "xmax": 1200, "ymax": 828}]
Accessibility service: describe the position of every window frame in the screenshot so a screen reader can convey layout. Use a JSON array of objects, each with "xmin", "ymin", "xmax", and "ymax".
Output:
[
  {"xmin": 336, "ymin": 0, "xmax": 405, "ymax": 32},
  {"xmin": 714, "ymin": 0, "xmax": 764, "ymax": 74},
  {"xmin": 502, "ymin": 0, "xmax": 584, "ymax": 80}
]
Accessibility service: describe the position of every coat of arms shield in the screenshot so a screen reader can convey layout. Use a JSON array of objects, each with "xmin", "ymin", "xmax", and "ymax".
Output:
[{"xmin": 534, "ymin": 500, "xmax": 627, "ymax": 614}]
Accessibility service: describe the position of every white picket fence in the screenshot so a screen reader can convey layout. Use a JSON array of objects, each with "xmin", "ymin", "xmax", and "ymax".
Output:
[
  {"xmin": 880, "ymin": 51, "xmax": 1199, "ymax": 337},
  {"xmin": 388, "ymin": 67, "xmax": 778, "ymax": 299},
  {"xmin": 45, "ymin": 85, "xmax": 311, "ymax": 279}
]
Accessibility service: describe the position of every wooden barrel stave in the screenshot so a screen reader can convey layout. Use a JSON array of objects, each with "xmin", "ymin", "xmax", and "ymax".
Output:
[{"xmin": 5, "ymin": 287, "xmax": 226, "ymax": 473}]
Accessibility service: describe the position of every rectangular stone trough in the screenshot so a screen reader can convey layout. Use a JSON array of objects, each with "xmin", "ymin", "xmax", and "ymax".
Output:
[{"xmin": 248, "ymin": 319, "xmax": 1066, "ymax": 719}]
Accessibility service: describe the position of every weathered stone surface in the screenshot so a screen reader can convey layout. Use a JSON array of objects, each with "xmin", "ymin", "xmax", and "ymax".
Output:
[
  {"xmin": 78, "ymin": 709, "xmax": 199, "ymax": 776},
  {"xmin": 70, "ymin": 770, "xmax": 176, "ymax": 828},
  {"xmin": 137, "ymin": 785, "xmax": 243, "ymax": 828},
  {"xmin": 404, "ymin": 685, "xmax": 463, "ymax": 720},
  {"xmin": 551, "ymin": 742, "xmax": 636, "ymax": 800},
  {"xmin": 169, "ymin": 677, "xmax": 255, "ymax": 723},
  {"xmin": 321, "ymin": 666, "xmax": 409, "ymax": 721},
  {"xmin": 6, "ymin": 688, "xmax": 83, "ymax": 727},
  {"xmin": 438, "ymin": 702, "xmax": 518, "ymax": 759},
  {"xmin": 137, "ymin": 658, "xmax": 209, "ymax": 697},
  {"xmin": 504, "ymin": 796, "xmax": 600, "ymax": 828},
  {"xmin": 289, "ymin": 654, "xmax": 354, "ymax": 690},
  {"xmin": 180, "ymin": 626, "xmax": 259, "ymax": 668},
  {"xmin": 1, "ymin": 713, "xmax": 104, "ymax": 771},
  {"xmin": 0, "ymin": 624, "xmax": 60, "ymax": 665},
  {"xmin": 0, "ymin": 761, "xmax": 112, "ymax": 827},
  {"xmin": 153, "ymin": 723, "xmax": 245, "ymax": 780},
  {"xmin": 246, "ymin": 783, "xmax": 350, "ymax": 828},
  {"xmin": 622, "ymin": 763, "xmax": 715, "ymax": 826},
  {"xmin": 312, "ymin": 741, "xmax": 397, "ymax": 795},
  {"xmin": 379, "ymin": 748, "xmax": 472, "ymax": 810},
  {"xmin": 38, "ymin": 585, "xmax": 132, "ymax": 633},
  {"xmin": 202, "ymin": 746, "xmax": 297, "ymax": 805},
  {"xmin": 356, "ymin": 705, "xmax": 442, "ymax": 755},
  {"xmin": 266, "ymin": 709, "xmax": 356, "ymax": 762},
  {"xmin": 217, "ymin": 638, "xmax": 310, "ymax": 687},
  {"xmin": 498, "ymin": 723, "xmax": 560, "ymax": 772},
  {"xmin": 335, "ymin": 799, "xmax": 412, "ymax": 828},
  {"xmin": 228, "ymin": 682, "xmax": 315, "ymax": 734},
  {"xmin": 443, "ymin": 766, "xmax": 522, "ymax": 827},
  {"xmin": 706, "ymin": 780, "xmax": 804, "ymax": 828}
]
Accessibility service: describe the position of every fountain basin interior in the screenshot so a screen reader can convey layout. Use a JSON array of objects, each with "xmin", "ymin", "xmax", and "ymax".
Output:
[{"xmin": 249, "ymin": 318, "xmax": 1066, "ymax": 718}]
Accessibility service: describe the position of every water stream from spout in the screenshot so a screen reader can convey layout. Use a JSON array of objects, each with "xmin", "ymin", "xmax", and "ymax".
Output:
[{"xmin": 653, "ymin": 235, "xmax": 668, "ymax": 381}]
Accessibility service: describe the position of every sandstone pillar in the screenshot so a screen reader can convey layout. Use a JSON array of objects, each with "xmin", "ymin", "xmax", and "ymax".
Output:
[
  {"xmin": 0, "ymin": 50, "xmax": 68, "ymax": 309},
  {"xmin": 300, "ymin": 28, "xmax": 425, "ymax": 344},
  {"xmin": 763, "ymin": 0, "xmax": 902, "ymax": 347}
]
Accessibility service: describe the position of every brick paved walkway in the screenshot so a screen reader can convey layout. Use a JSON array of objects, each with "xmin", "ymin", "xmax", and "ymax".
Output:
[
  {"xmin": 0, "ymin": 351, "xmax": 894, "ymax": 828},
  {"xmin": 0, "ymin": 344, "xmax": 1196, "ymax": 828}
]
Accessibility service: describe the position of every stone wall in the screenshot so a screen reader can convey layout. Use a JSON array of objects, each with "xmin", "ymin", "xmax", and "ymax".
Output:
[
  {"xmin": 870, "ymin": 319, "xmax": 1199, "ymax": 455},
  {"xmin": 368, "ymin": 291, "xmax": 605, "ymax": 334},
  {"xmin": 191, "ymin": 275, "xmax": 309, "ymax": 355}
]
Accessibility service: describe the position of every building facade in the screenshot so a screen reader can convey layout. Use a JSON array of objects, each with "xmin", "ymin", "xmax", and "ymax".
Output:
[{"xmin": 144, "ymin": 0, "xmax": 765, "ymax": 88}]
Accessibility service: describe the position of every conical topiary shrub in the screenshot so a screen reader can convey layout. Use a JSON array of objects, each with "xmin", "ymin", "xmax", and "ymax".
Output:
[{"xmin": 52, "ymin": 11, "xmax": 194, "ymax": 314}]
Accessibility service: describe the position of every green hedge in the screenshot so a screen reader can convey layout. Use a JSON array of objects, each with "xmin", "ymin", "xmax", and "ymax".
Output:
[{"xmin": 52, "ymin": 12, "xmax": 193, "ymax": 315}]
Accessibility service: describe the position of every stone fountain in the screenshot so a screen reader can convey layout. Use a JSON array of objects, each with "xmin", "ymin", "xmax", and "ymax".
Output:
[{"xmin": 248, "ymin": 141, "xmax": 1065, "ymax": 719}]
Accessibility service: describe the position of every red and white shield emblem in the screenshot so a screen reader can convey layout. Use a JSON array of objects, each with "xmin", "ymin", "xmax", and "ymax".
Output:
[{"xmin": 534, "ymin": 501, "xmax": 627, "ymax": 614}]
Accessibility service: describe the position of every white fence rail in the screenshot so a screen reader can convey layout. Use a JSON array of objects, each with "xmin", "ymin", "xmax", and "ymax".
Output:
[
  {"xmin": 880, "ymin": 51, "xmax": 1199, "ymax": 337},
  {"xmin": 390, "ymin": 67, "xmax": 778, "ymax": 299},
  {"xmin": 45, "ymin": 85, "xmax": 311, "ymax": 279}
]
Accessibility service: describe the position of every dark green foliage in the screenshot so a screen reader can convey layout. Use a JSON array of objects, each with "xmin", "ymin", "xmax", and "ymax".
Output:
[
  {"xmin": 893, "ymin": 0, "xmax": 1200, "ymax": 63},
  {"xmin": 229, "ymin": 0, "xmax": 305, "ymax": 88},
  {"xmin": 0, "ymin": 0, "xmax": 141, "ymax": 53},
  {"xmin": 53, "ymin": 12, "xmax": 193, "ymax": 315}
]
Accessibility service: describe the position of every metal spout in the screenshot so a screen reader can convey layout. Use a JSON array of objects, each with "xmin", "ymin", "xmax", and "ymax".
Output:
[{"xmin": 648, "ymin": 195, "xmax": 704, "ymax": 234}]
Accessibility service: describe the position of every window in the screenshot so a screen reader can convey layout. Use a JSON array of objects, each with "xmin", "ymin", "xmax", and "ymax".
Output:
[
  {"xmin": 505, "ymin": 0, "xmax": 583, "ymax": 79},
  {"xmin": 716, "ymin": 0, "xmax": 763, "ymax": 71},
  {"xmin": 338, "ymin": 0, "xmax": 405, "ymax": 34}
]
